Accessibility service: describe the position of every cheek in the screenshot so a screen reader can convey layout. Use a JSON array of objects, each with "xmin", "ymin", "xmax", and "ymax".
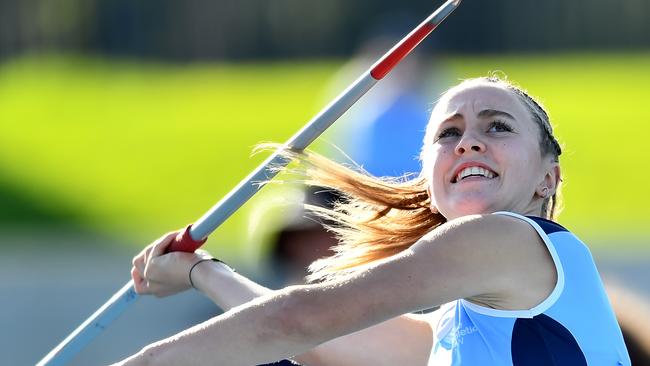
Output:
[
  {"xmin": 503, "ymin": 143, "xmax": 541, "ymax": 184},
  {"xmin": 428, "ymin": 148, "xmax": 455, "ymax": 206},
  {"xmin": 421, "ymin": 146, "xmax": 449, "ymax": 199},
  {"xmin": 429, "ymin": 147, "xmax": 453, "ymax": 183}
]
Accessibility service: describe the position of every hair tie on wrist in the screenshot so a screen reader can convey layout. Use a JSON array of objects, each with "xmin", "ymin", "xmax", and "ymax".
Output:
[{"xmin": 189, "ymin": 258, "xmax": 235, "ymax": 289}]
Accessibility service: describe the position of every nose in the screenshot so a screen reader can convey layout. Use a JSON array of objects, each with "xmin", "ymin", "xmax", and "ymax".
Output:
[{"xmin": 454, "ymin": 133, "xmax": 486, "ymax": 155}]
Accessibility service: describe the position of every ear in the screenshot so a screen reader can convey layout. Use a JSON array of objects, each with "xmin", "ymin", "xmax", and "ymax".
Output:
[
  {"xmin": 536, "ymin": 162, "xmax": 561, "ymax": 198},
  {"xmin": 426, "ymin": 186, "xmax": 439, "ymax": 214}
]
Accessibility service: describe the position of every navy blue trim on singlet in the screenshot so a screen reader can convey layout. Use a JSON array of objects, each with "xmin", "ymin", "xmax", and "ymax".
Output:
[
  {"xmin": 525, "ymin": 216, "xmax": 568, "ymax": 235},
  {"xmin": 511, "ymin": 314, "xmax": 587, "ymax": 366}
]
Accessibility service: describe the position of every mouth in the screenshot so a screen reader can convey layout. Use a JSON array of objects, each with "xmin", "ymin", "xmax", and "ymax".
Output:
[{"xmin": 451, "ymin": 163, "xmax": 499, "ymax": 184}]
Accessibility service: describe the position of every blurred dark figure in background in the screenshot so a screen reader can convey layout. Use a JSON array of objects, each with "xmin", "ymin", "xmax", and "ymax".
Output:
[
  {"xmin": 256, "ymin": 187, "xmax": 340, "ymax": 366},
  {"xmin": 268, "ymin": 187, "xmax": 341, "ymax": 285},
  {"xmin": 607, "ymin": 281, "xmax": 650, "ymax": 365}
]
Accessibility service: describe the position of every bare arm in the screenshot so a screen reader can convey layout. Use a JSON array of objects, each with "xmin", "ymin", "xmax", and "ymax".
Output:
[
  {"xmin": 118, "ymin": 214, "xmax": 555, "ymax": 365},
  {"xmin": 134, "ymin": 234, "xmax": 434, "ymax": 365},
  {"xmin": 196, "ymin": 262, "xmax": 433, "ymax": 365}
]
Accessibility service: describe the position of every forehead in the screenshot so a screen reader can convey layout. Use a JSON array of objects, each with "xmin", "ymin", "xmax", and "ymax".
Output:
[{"xmin": 432, "ymin": 82, "xmax": 530, "ymax": 125}]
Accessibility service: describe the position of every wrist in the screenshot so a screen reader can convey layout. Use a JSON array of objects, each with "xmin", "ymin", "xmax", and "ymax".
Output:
[{"xmin": 190, "ymin": 258, "xmax": 235, "ymax": 293}]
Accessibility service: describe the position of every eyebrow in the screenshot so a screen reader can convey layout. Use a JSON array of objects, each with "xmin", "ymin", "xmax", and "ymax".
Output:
[
  {"xmin": 478, "ymin": 109, "xmax": 515, "ymax": 120},
  {"xmin": 441, "ymin": 109, "xmax": 516, "ymax": 123}
]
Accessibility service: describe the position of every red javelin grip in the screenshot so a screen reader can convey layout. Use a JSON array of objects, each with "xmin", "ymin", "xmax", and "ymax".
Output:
[
  {"xmin": 166, "ymin": 224, "xmax": 207, "ymax": 253},
  {"xmin": 370, "ymin": 21, "xmax": 437, "ymax": 80}
]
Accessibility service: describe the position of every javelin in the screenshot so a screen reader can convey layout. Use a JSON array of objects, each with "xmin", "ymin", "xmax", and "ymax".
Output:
[{"xmin": 36, "ymin": 1, "xmax": 462, "ymax": 364}]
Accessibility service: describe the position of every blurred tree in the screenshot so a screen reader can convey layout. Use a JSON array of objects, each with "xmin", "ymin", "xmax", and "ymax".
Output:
[{"xmin": 0, "ymin": 173, "xmax": 83, "ymax": 228}]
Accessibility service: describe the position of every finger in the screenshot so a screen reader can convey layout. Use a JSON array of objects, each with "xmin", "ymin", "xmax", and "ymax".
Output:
[
  {"xmin": 143, "ymin": 255, "xmax": 159, "ymax": 281},
  {"xmin": 144, "ymin": 232, "xmax": 179, "ymax": 277},
  {"xmin": 144, "ymin": 232, "xmax": 175, "ymax": 267},
  {"xmin": 142, "ymin": 232, "xmax": 174, "ymax": 266},
  {"xmin": 143, "ymin": 244, "xmax": 155, "ymax": 269},
  {"xmin": 152, "ymin": 231, "xmax": 181, "ymax": 258},
  {"xmin": 132, "ymin": 246, "xmax": 148, "ymax": 267},
  {"xmin": 131, "ymin": 266, "xmax": 149, "ymax": 294},
  {"xmin": 132, "ymin": 255, "xmax": 145, "ymax": 278},
  {"xmin": 135, "ymin": 258, "xmax": 146, "ymax": 281},
  {"xmin": 130, "ymin": 265, "xmax": 139, "ymax": 283}
]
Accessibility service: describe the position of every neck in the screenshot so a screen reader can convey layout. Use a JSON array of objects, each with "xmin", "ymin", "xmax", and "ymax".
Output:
[{"xmin": 517, "ymin": 200, "xmax": 546, "ymax": 218}]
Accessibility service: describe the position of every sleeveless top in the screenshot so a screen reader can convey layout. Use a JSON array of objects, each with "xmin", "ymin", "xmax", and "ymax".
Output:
[{"xmin": 427, "ymin": 211, "xmax": 631, "ymax": 365}]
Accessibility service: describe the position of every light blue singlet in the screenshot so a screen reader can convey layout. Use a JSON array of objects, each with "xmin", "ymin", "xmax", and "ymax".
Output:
[{"xmin": 427, "ymin": 211, "xmax": 631, "ymax": 366}]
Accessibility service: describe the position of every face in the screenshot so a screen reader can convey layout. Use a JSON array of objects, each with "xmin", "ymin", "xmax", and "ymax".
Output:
[{"xmin": 421, "ymin": 82, "xmax": 556, "ymax": 220}]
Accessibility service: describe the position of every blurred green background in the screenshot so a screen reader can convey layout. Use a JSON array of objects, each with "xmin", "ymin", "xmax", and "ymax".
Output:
[
  {"xmin": 1, "ymin": 0, "xmax": 649, "ymax": 364},
  {"xmin": 1, "ymin": 0, "xmax": 649, "ymax": 256},
  {"xmin": 1, "ymin": 53, "xmax": 649, "ymax": 256}
]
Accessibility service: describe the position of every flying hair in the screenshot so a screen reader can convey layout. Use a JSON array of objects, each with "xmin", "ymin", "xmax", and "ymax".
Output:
[{"xmin": 265, "ymin": 75, "xmax": 563, "ymax": 283}]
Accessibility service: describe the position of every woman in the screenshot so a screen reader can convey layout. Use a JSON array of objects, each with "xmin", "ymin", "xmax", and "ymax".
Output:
[{"xmin": 118, "ymin": 76, "xmax": 631, "ymax": 365}]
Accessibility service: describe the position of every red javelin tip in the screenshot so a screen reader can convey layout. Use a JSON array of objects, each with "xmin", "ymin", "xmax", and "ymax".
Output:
[{"xmin": 370, "ymin": 21, "xmax": 437, "ymax": 80}]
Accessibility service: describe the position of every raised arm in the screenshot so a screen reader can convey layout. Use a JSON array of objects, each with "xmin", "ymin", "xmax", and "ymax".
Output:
[{"xmin": 118, "ymin": 213, "xmax": 556, "ymax": 365}]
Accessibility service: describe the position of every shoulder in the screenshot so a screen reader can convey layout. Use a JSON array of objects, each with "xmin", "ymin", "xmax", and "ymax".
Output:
[
  {"xmin": 412, "ymin": 213, "xmax": 557, "ymax": 309},
  {"xmin": 415, "ymin": 213, "xmax": 547, "ymax": 274},
  {"xmin": 418, "ymin": 213, "xmax": 542, "ymax": 252}
]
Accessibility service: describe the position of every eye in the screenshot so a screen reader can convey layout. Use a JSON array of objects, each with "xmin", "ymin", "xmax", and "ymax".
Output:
[
  {"xmin": 435, "ymin": 127, "xmax": 462, "ymax": 142},
  {"xmin": 487, "ymin": 120, "xmax": 514, "ymax": 133}
]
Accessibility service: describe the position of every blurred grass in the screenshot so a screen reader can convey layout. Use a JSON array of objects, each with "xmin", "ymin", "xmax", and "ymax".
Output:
[
  {"xmin": 0, "ymin": 53, "xmax": 648, "ymax": 256},
  {"xmin": 0, "ymin": 56, "xmax": 340, "ymax": 257}
]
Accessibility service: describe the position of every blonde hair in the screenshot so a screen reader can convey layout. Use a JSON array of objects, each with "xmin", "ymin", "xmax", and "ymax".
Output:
[{"xmin": 274, "ymin": 76, "xmax": 563, "ymax": 283}]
